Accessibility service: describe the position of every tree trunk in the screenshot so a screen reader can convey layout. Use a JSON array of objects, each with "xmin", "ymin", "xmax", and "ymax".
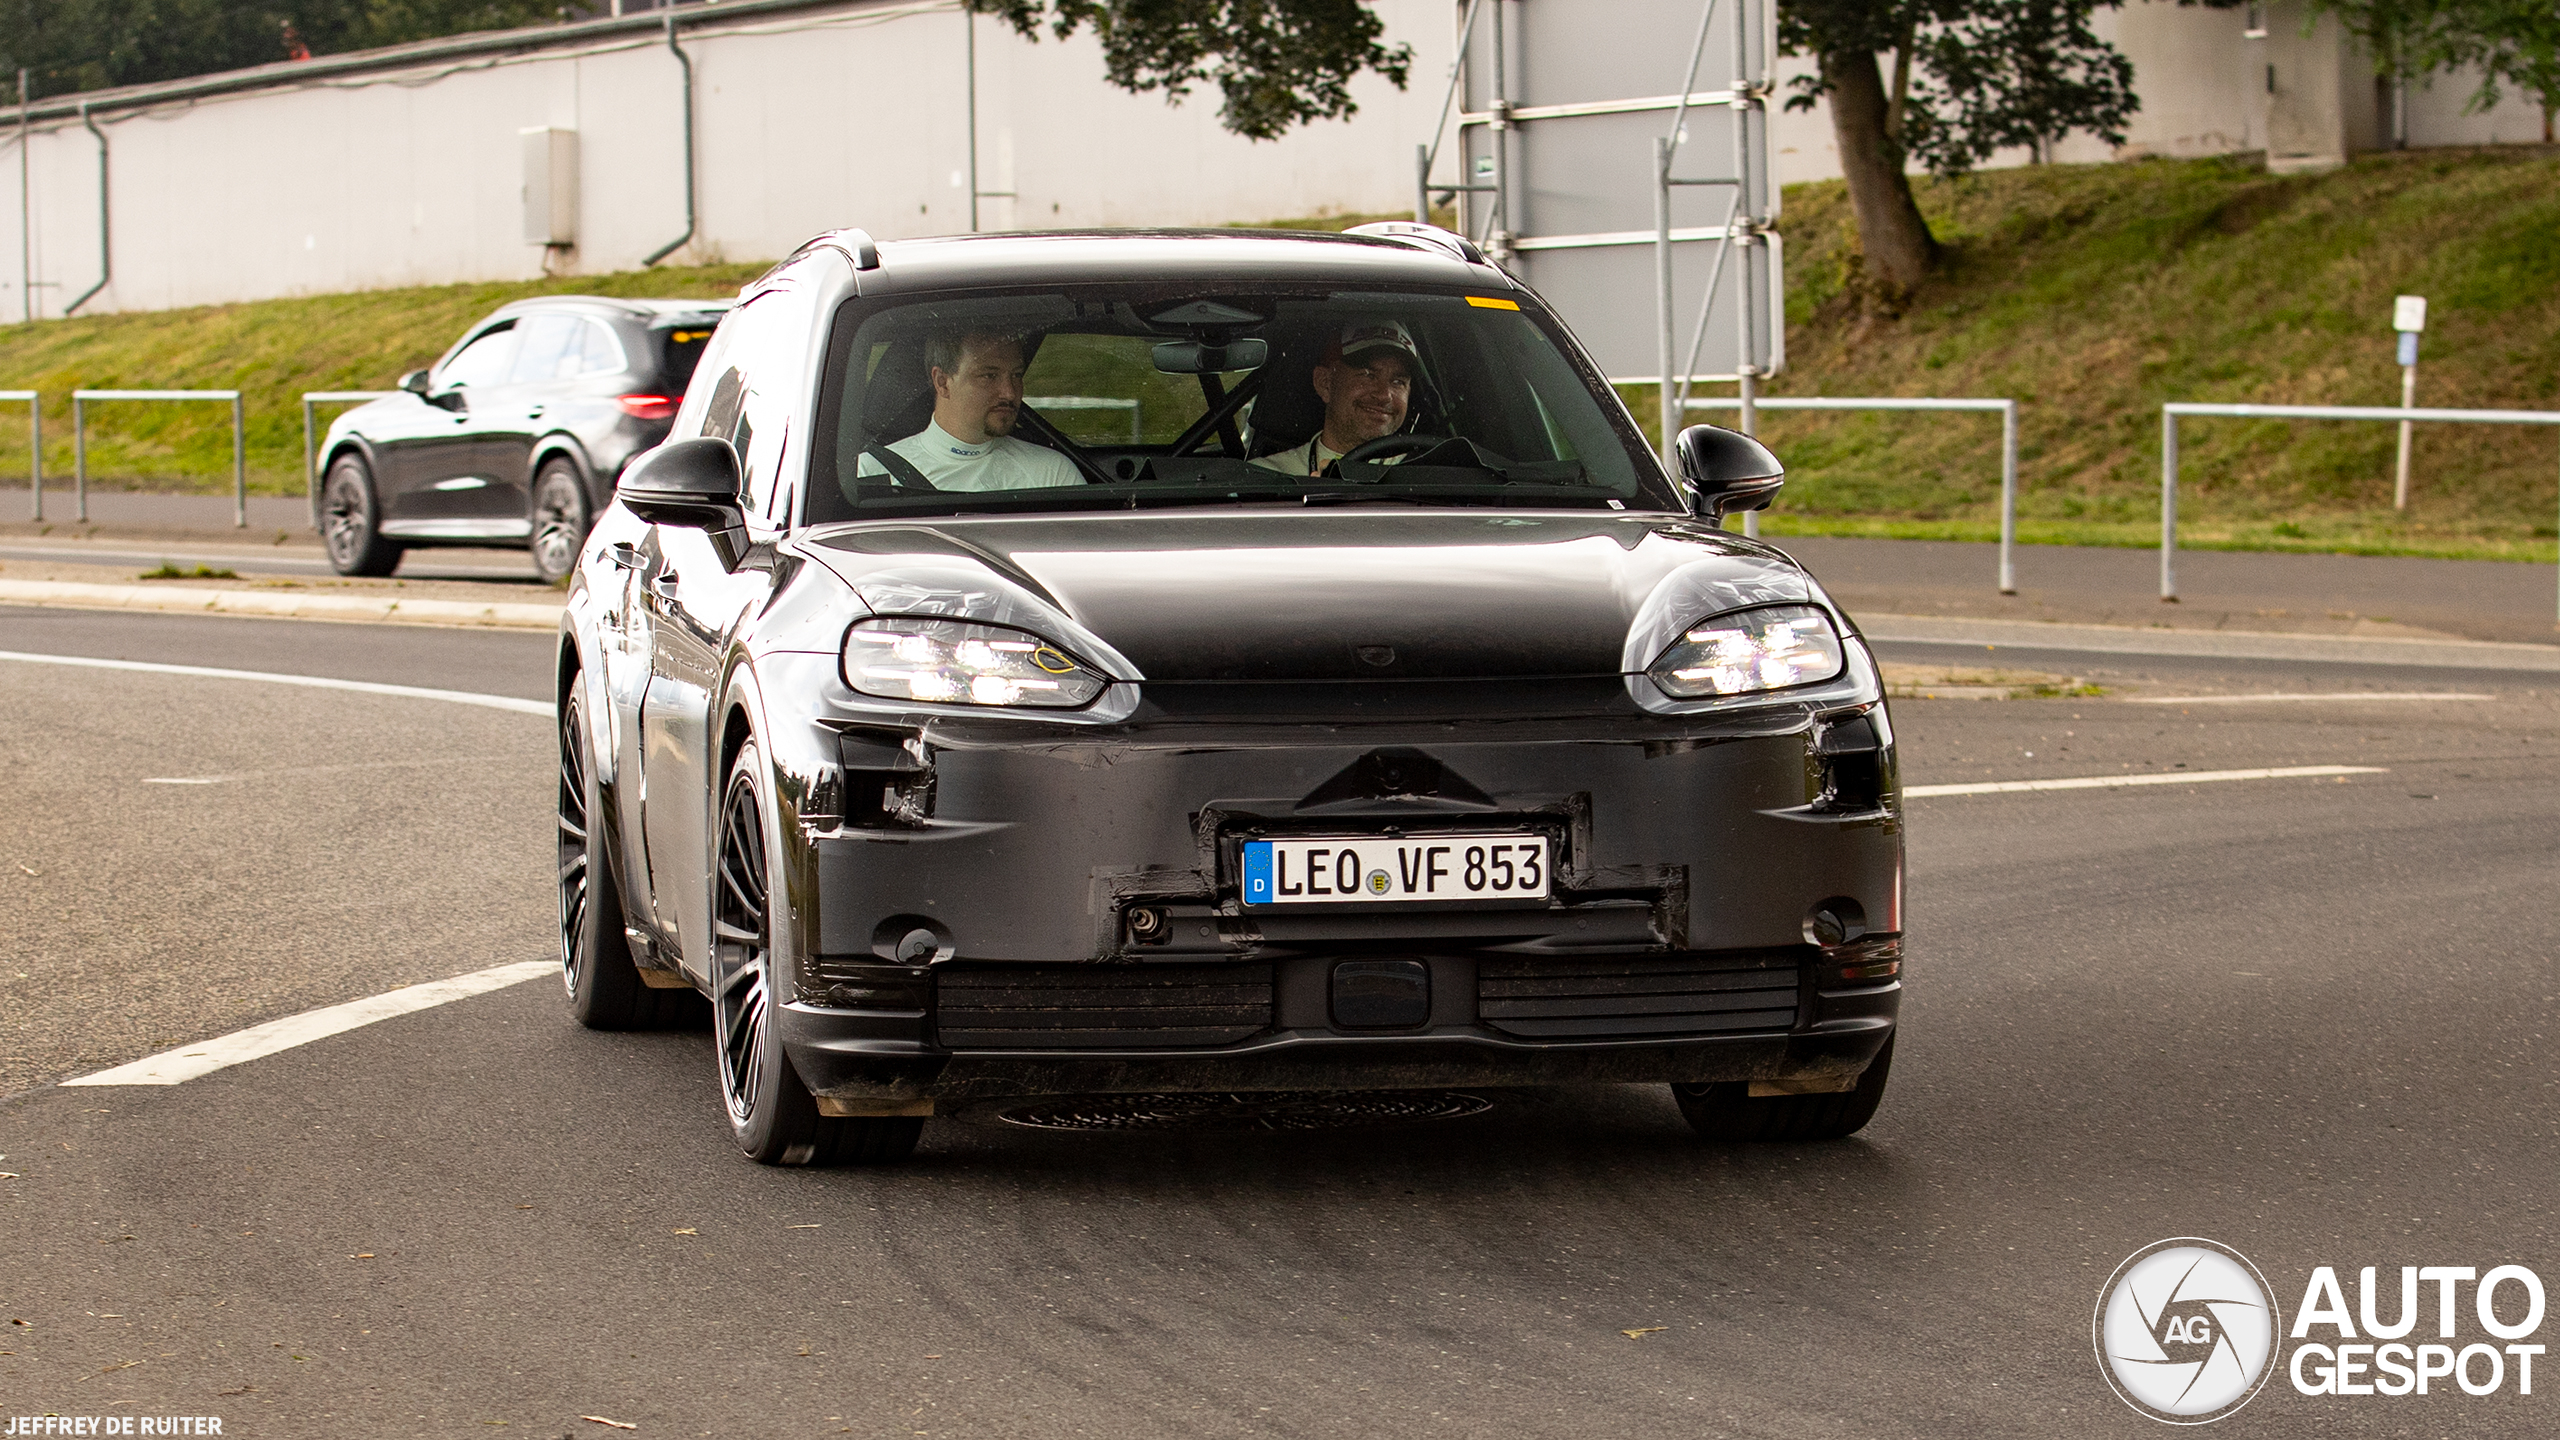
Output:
[{"xmin": 1821, "ymin": 45, "xmax": 1938, "ymax": 296}]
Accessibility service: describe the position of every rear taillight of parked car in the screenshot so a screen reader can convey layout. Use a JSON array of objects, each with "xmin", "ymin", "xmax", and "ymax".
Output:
[{"xmin": 617, "ymin": 394, "xmax": 679, "ymax": 420}]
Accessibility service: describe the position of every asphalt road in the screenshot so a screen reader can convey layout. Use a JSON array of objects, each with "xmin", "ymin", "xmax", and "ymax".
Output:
[{"xmin": 2, "ymin": 611, "xmax": 2553, "ymax": 1438}]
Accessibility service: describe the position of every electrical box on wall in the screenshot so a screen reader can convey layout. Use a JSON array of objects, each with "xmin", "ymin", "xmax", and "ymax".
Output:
[{"xmin": 521, "ymin": 127, "xmax": 578, "ymax": 247}]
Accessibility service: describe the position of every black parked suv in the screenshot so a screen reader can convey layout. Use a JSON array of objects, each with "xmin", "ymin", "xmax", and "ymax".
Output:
[{"xmin": 315, "ymin": 296, "xmax": 731, "ymax": 580}]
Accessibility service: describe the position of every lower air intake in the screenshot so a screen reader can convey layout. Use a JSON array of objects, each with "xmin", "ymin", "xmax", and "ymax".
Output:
[
  {"xmin": 935, "ymin": 962, "xmax": 1274, "ymax": 1049},
  {"xmin": 1478, "ymin": 951, "xmax": 1802, "ymax": 1039}
]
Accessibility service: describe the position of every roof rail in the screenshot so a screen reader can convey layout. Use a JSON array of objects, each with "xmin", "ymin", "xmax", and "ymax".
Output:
[
  {"xmin": 1342, "ymin": 222, "xmax": 1487, "ymax": 268},
  {"xmin": 840, "ymin": 229, "xmax": 882, "ymax": 271}
]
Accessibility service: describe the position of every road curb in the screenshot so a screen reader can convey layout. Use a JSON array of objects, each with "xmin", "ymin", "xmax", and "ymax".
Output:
[{"xmin": 0, "ymin": 578, "xmax": 564, "ymax": 630}]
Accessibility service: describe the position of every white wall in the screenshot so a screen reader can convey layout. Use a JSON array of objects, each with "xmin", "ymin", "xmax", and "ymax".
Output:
[
  {"xmin": 0, "ymin": 0, "xmax": 1460, "ymax": 319},
  {"xmin": 0, "ymin": 0, "xmax": 2544, "ymax": 320}
]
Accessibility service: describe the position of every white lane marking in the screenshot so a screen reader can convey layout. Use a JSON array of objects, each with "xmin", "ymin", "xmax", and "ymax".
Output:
[
  {"xmin": 0, "ymin": 648, "xmax": 552, "ymax": 716},
  {"xmin": 1907, "ymin": 764, "xmax": 2384, "ymax": 798},
  {"xmin": 2122, "ymin": 692, "xmax": 2492, "ymax": 704},
  {"xmin": 61, "ymin": 959, "xmax": 557, "ymax": 1087}
]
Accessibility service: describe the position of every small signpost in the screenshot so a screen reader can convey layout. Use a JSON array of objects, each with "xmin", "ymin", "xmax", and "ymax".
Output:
[{"xmin": 2393, "ymin": 294, "xmax": 2426, "ymax": 510}]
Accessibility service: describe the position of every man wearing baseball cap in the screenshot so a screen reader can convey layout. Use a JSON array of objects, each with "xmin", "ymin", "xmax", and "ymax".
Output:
[{"xmin": 1254, "ymin": 320, "xmax": 1419, "ymax": 476}]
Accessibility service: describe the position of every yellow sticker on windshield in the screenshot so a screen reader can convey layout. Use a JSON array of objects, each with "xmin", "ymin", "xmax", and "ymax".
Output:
[{"xmin": 1465, "ymin": 296, "xmax": 1521, "ymax": 310}]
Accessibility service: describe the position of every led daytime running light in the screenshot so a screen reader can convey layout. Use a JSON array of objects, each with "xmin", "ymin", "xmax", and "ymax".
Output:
[
  {"xmin": 1647, "ymin": 603, "xmax": 1845, "ymax": 699},
  {"xmin": 843, "ymin": 618, "xmax": 1107, "ymax": 709}
]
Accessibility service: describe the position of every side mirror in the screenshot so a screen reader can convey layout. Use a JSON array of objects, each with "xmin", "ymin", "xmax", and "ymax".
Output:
[
  {"xmin": 397, "ymin": 369, "xmax": 431, "ymax": 395},
  {"xmin": 618, "ymin": 437, "xmax": 747, "ymax": 566},
  {"xmin": 1674, "ymin": 424, "xmax": 1785, "ymax": 522}
]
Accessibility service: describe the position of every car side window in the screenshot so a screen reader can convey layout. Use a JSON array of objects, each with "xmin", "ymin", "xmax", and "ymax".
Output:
[
  {"xmin": 577, "ymin": 320, "xmax": 628, "ymax": 377},
  {"xmin": 683, "ymin": 284, "xmax": 816, "ymax": 526},
  {"xmin": 508, "ymin": 314, "xmax": 584, "ymax": 384},
  {"xmin": 437, "ymin": 324, "xmax": 518, "ymax": 388}
]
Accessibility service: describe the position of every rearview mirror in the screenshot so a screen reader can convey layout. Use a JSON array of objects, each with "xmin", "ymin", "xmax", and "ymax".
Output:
[
  {"xmin": 618, "ymin": 437, "xmax": 747, "ymax": 566},
  {"xmin": 397, "ymin": 369, "xmax": 431, "ymax": 395},
  {"xmin": 1153, "ymin": 338, "xmax": 1268, "ymax": 374},
  {"xmin": 1674, "ymin": 424, "xmax": 1785, "ymax": 523}
]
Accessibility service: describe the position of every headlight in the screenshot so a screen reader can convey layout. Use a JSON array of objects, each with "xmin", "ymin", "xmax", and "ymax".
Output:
[
  {"xmin": 843, "ymin": 618, "xmax": 1108, "ymax": 708},
  {"xmin": 1646, "ymin": 603, "xmax": 1845, "ymax": 698}
]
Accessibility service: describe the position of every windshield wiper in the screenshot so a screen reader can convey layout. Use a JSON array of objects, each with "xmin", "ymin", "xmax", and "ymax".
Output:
[{"xmin": 1298, "ymin": 491, "xmax": 1434, "ymax": 506}]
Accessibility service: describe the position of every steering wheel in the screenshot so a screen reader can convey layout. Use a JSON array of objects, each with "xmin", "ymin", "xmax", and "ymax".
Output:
[{"xmin": 1338, "ymin": 433, "xmax": 1445, "ymax": 468}]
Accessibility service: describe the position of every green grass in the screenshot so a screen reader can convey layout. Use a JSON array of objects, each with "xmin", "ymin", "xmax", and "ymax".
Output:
[
  {"xmin": 5, "ymin": 158, "xmax": 2556, "ymax": 565},
  {"xmin": 0, "ymin": 259, "xmax": 770, "ymax": 496},
  {"xmin": 1622, "ymin": 146, "xmax": 2560, "ymax": 562}
]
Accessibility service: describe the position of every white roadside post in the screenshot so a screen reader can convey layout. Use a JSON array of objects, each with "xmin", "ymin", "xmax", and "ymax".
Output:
[{"xmin": 2393, "ymin": 294, "xmax": 2426, "ymax": 510}]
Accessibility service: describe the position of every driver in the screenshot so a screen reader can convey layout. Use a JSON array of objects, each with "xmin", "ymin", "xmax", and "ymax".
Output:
[
  {"xmin": 1253, "ymin": 321, "xmax": 1419, "ymax": 476},
  {"xmin": 863, "ymin": 330, "xmax": 1081, "ymax": 491}
]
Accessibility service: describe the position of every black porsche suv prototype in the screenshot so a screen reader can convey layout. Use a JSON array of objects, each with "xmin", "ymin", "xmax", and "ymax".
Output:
[
  {"xmin": 557, "ymin": 224, "xmax": 1904, "ymax": 1166},
  {"xmin": 316, "ymin": 295, "xmax": 729, "ymax": 581}
]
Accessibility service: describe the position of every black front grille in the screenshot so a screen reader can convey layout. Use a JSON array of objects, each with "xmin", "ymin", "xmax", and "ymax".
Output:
[
  {"xmin": 935, "ymin": 963, "xmax": 1275, "ymax": 1050},
  {"xmin": 1477, "ymin": 952, "xmax": 1802, "ymax": 1039}
]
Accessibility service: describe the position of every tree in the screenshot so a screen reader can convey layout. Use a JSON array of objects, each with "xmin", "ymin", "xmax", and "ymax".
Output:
[
  {"xmin": 966, "ymin": 0, "xmax": 1412, "ymax": 142},
  {"xmin": 2435, "ymin": 0, "xmax": 2560, "ymax": 142},
  {"xmin": 1778, "ymin": 0, "xmax": 2148, "ymax": 302},
  {"xmin": 0, "ymin": 0, "xmax": 564, "ymax": 99},
  {"xmin": 2327, "ymin": 0, "xmax": 2560, "ymax": 144}
]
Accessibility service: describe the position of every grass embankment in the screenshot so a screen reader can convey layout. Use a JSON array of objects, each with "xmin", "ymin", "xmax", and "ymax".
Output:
[
  {"xmin": 2, "ymin": 160, "xmax": 2553, "ymax": 561},
  {"xmin": 1627, "ymin": 147, "xmax": 2560, "ymax": 561},
  {"xmin": 0, "ymin": 261, "xmax": 770, "ymax": 500}
]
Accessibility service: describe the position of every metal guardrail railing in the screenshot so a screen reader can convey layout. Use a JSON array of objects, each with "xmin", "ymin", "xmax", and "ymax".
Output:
[
  {"xmin": 1033, "ymin": 395, "xmax": 1142, "ymax": 442},
  {"xmin": 302, "ymin": 390, "xmax": 399, "ymax": 532},
  {"xmin": 73, "ymin": 388, "xmax": 247, "ymax": 527},
  {"xmin": 1689, "ymin": 396, "xmax": 2022, "ymax": 593},
  {"xmin": 2162, "ymin": 402, "xmax": 2560, "ymax": 622},
  {"xmin": 0, "ymin": 390, "xmax": 39, "ymax": 521}
]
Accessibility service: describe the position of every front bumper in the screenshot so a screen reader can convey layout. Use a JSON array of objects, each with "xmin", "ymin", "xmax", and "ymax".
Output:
[
  {"xmin": 761, "ymin": 673, "xmax": 1904, "ymax": 1106},
  {"xmin": 784, "ymin": 951, "xmax": 1899, "ymax": 1105}
]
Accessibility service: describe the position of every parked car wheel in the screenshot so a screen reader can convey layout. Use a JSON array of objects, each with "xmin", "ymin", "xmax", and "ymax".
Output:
[
  {"xmin": 1672, "ymin": 1035, "xmax": 1895, "ymax": 1142},
  {"xmin": 713, "ymin": 740, "xmax": 924, "ymax": 1166},
  {"xmin": 529, "ymin": 459, "xmax": 591, "ymax": 584},
  {"xmin": 320, "ymin": 454, "xmax": 402, "ymax": 577},
  {"xmin": 559, "ymin": 678, "xmax": 703, "ymax": 1031}
]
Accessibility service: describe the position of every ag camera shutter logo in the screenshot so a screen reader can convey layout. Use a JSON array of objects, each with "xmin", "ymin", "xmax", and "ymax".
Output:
[{"xmin": 2095, "ymin": 1238, "xmax": 2282, "ymax": 1424}]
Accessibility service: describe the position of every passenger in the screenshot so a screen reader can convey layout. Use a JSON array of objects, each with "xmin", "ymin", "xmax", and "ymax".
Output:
[
  {"xmin": 865, "ymin": 330, "xmax": 1081, "ymax": 490},
  {"xmin": 1254, "ymin": 321, "xmax": 1420, "ymax": 476}
]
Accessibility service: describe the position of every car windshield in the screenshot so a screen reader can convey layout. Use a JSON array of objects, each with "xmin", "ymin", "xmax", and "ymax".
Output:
[{"xmin": 806, "ymin": 286, "xmax": 1676, "ymax": 522}]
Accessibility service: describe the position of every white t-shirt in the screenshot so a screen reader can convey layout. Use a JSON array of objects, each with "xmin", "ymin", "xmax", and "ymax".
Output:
[
  {"xmin": 1254, "ymin": 435, "xmax": 1411, "ymax": 477},
  {"xmin": 860, "ymin": 419, "xmax": 1082, "ymax": 492},
  {"xmin": 1251, "ymin": 435, "xmax": 1346, "ymax": 477}
]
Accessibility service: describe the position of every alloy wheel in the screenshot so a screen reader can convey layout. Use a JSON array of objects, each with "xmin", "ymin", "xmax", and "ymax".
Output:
[
  {"xmin": 322, "ymin": 474, "xmax": 368, "ymax": 567},
  {"xmin": 557, "ymin": 693, "xmax": 591, "ymax": 996},
  {"xmin": 713, "ymin": 766, "xmax": 772, "ymax": 1126},
  {"xmin": 531, "ymin": 479, "xmax": 581, "ymax": 579}
]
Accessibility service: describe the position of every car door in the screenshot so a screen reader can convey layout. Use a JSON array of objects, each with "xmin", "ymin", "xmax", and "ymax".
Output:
[
  {"xmin": 383, "ymin": 321, "xmax": 516, "ymax": 532},
  {"xmin": 460, "ymin": 311, "xmax": 584, "ymax": 531},
  {"xmin": 377, "ymin": 322, "xmax": 513, "ymax": 527},
  {"xmin": 635, "ymin": 280, "xmax": 811, "ymax": 979}
]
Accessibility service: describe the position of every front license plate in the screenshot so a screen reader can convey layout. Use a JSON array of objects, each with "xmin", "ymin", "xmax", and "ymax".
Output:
[{"xmin": 1241, "ymin": 834, "xmax": 1550, "ymax": 906}]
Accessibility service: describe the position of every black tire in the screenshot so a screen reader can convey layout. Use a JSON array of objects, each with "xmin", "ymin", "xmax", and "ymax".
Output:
[
  {"xmin": 320, "ymin": 454, "xmax": 402, "ymax": 577},
  {"xmin": 529, "ymin": 459, "xmax": 592, "ymax": 584},
  {"xmin": 713, "ymin": 739, "xmax": 924, "ymax": 1167},
  {"xmin": 1672, "ymin": 1034, "xmax": 1894, "ymax": 1142},
  {"xmin": 560, "ymin": 678, "xmax": 705, "ymax": 1031}
]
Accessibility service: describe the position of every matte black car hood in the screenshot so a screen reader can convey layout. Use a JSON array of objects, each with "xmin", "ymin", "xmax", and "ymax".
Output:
[{"xmin": 803, "ymin": 510, "xmax": 1817, "ymax": 683}]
